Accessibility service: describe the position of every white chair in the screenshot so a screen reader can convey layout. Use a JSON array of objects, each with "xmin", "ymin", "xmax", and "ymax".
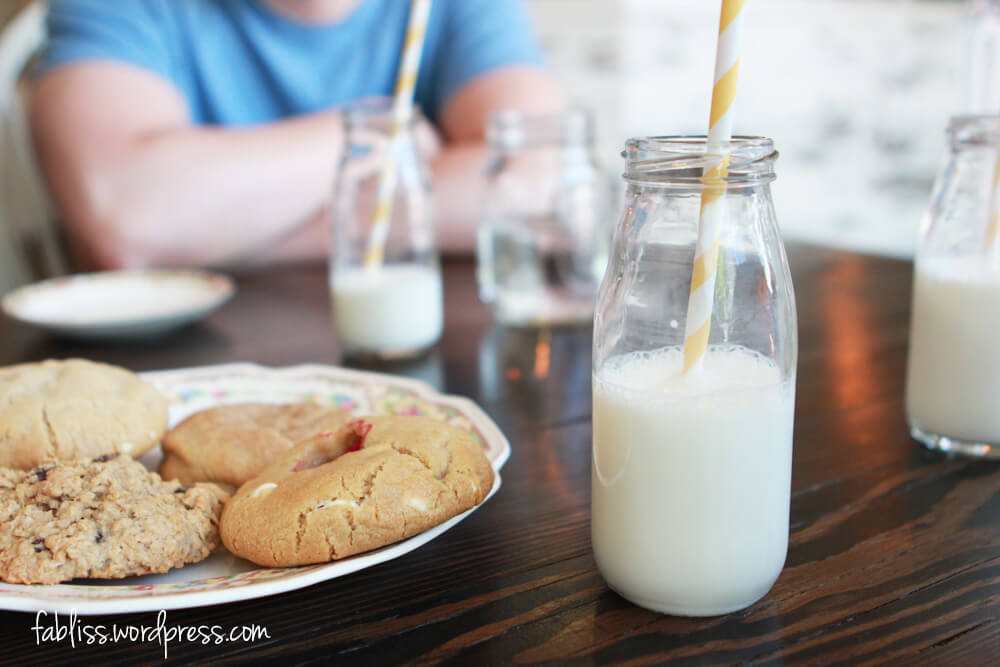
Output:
[{"xmin": 0, "ymin": 0, "xmax": 67, "ymax": 293}]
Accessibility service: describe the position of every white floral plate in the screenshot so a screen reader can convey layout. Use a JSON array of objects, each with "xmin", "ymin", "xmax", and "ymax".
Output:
[{"xmin": 0, "ymin": 363, "xmax": 509, "ymax": 615}]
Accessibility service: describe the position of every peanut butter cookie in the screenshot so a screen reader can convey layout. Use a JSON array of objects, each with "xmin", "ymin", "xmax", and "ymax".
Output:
[
  {"xmin": 159, "ymin": 402, "xmax": 350, "ymax": 491},
  {"xmin": 220, "ymin": 416, "xmax": 494, "ymax": 567},
  {"xmin": 0, "ymin": 359, "xmax": 168, "ymax": 469}
]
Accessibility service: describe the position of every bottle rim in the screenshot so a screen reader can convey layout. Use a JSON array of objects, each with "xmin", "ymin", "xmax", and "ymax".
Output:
[
  {"xmin": 622, "ymin": 135, "xmax": 777, "ymax": 186},
  {"xmin": 343, "ymin": 96, "xmax": 422, "ymax": 131},
  {"xmin": 486, "ymin": 107, "xmax": 593, "ymax": 149},
  {"xmin": 947, "ymin": 114, "xmax": 999, "ymax": 148}
]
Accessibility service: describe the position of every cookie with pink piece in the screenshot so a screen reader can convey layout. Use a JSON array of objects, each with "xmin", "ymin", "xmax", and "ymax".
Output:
[{"xmin": 219, "ymin": 416, "xmax": 494, "ymax": 567}]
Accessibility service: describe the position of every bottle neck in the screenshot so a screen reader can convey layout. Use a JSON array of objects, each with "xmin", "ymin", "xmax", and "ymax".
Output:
[
  {"xmin": 623, "ymin": 136, "xmax": 777, "ymax": 190},
  {"xmin": 948, "ymin": 114, "xmax": 1000, "ymax": 150}
]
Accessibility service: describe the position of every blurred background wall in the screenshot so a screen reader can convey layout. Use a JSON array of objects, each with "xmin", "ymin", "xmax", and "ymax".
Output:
[
  {"xmin": 3, "ymin": 0, "xmax": 972, "ymax": 258},
  {"xmin": 528, "ymin": 0, "xmax": 969, "ymax": 258}
]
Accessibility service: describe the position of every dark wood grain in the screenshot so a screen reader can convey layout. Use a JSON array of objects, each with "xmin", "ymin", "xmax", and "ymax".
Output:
[{"xmin": 1, "ymin": 246, "xmax": 998, "ymax": 666}]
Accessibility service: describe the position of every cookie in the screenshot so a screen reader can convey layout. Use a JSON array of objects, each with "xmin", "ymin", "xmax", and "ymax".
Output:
[
  {"xmin": 220, "ymin": 416, "xmax": 495, "ymax": 567},
  {"xmin": 0, "ymin": 359, "xmax": 168, "ymax": 469},
  {"xmin": 0, "ymin": 453, "xmax": 227, "ymax": 585},
  {"xmin": 159, "ymin": 403, "xmax": 351, "ymax": 491}
]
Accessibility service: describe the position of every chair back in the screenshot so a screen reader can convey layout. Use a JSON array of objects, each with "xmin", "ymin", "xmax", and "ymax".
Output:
[{"xmin": 0, "ymin": 0, "xmax": 67, "ymax": 294}]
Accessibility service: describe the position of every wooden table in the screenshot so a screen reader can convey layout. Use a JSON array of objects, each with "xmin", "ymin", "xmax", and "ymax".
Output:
[{"xmin": 1, "ymin": 246, "xmax": 998, "ymax": 665}]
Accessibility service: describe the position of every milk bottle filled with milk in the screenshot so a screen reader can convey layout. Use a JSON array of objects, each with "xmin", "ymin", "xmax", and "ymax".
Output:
[
  {"xmin": 592, "ymin": 137, "xmax": 797, "ymax": 616},
  {"xmin": 330, "ymin": 98, "xmax": 443, "ymax": 360},
  {"xmin": 905, "ymin": 115, "xmax": 1000, "ymax": 458}
]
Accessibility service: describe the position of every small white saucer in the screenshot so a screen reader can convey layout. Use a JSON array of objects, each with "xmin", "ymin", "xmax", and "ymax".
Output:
[{"xmin": 1, "ymin": 269, "xmax": 236, "ymax": 340}]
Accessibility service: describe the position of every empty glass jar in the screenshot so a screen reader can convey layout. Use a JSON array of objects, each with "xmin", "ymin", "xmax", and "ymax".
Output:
[{"xmin": 476, "ymin": 108, "xmax": 609, "ymax": 327}]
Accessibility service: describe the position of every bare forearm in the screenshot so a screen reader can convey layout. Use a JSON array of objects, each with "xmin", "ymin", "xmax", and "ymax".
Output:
[
  {"xmin": 32, "ymin": 61, "xmax": 561, "ymax": 268},
  {"xmin": 57, "ymin": 113, "xmax": 343, "ymax": 268},
  {"xmin": 243, "ymin": 140, "xmax": 487, "ymax": 265}
]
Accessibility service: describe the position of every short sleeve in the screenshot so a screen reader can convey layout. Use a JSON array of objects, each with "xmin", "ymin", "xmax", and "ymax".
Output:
[
  {"xmin": 420, "ymin": 0, "xmax": 546, "ymax": 120},
  {"xmin": 36, "ymin": 0, "xmax": 174, "ymax": 82}
]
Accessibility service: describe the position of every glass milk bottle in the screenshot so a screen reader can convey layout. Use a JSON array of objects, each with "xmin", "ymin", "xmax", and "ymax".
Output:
[
  {"xmin": 329, "ymin": 99, "xmax": 443, "ymax": 360},
  {"xmin": 477, "ymin": 108, "xmax": 609, "ymax": 326},
  {"xmin": 905, "ymin": 115, "xmax": 1000, "ymax": 458},
  {"xmin": 591, "ymin": 137, "xmax": 797, "ymax": 616}
]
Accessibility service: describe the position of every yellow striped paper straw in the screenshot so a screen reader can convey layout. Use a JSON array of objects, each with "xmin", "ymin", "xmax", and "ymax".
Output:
[
  {"xmin": 362, "ymin": 0, "xmax": 433, "ymax": 269},
  {"xmin": 682, "ymin": 0, "xmax": 745, "ymax": 374}
]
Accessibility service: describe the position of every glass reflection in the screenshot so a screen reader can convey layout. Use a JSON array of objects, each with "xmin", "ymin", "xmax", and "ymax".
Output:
[{"xmin": 478, "ymin": 324, "xmax": 592, "ymax": 424}]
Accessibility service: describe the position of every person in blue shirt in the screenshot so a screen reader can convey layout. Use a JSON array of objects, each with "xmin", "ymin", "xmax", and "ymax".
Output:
[{"xmin": 30, "ymin": 0, "xmax": 563, "ymax": 269}]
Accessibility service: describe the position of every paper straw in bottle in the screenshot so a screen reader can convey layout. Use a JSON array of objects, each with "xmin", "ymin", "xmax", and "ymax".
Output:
[
  {"xmin": 682, "ymin": 0, "xmax": 745, "ymax": 374},
  {"xmin": 362, "ymin": 0, "xmax": 433, "ymax": 269}
]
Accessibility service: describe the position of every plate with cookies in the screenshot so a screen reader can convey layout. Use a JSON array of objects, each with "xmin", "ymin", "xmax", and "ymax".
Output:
[{"xmin": 0, "ymin": 359, "xmax": 508, "ymax": 614}]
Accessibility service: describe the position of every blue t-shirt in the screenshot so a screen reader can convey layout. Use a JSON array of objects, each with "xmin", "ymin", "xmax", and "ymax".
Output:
[{"xmin": 39, "ymin": 0, "xmax": 545, "ymax": 126}]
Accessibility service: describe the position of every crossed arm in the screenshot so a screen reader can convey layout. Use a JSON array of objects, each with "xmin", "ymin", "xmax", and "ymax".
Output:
[{"xmin": 29, "ymin": 62, "xmax": 562, "ymax": 270}]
